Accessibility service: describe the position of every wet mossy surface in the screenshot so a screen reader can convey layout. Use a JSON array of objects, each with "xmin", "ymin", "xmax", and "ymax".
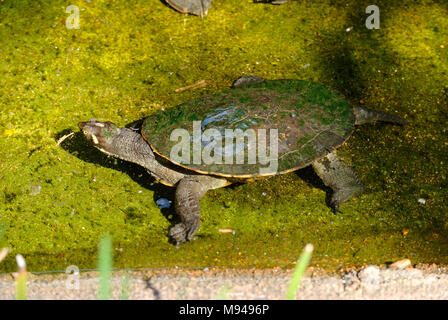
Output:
[{"xmin": 0, "ymin": 0, "xmax": 447, "ymax": 272}]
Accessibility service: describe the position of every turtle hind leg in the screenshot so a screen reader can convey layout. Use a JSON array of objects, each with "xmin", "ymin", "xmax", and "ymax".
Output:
[
  {"xmin": 354, "ymin": 106, "xmax": 408, "ymax": 125},
  {"xmin": 169, "ymin": 175, "xmax": 227, "ymax": 244},
  {"xmin": 311, "ymin": 151, "xmax": 364, "ymax": 212},
  {"xmin": 165, "ymin": 0, "xmax": 212, "ymax": 16}
]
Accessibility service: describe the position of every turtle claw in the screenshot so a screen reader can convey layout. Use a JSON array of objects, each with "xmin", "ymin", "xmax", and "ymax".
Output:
[
  {"xmin": 168, "ymin": 222, "xmax": 199, "ymax": 244},
  {"xmin": 330, "ymin": 183, "xmax": 363, "ymax": 213},
  {"xmin": 169, "ymin": 223, "xmax": 188, "ymax": 244},
  {"xmin": 330, "ymin": 198, "xmax": 341, "ymax": 214},
  {"xmin": 330, "ymin": 192, "xmax": 343, "ymax": 213}
]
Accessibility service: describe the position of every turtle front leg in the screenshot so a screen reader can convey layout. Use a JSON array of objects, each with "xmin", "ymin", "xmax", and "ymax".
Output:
[
  {"xmin": 311, "ymin": 151, "xmax": 364, "ymax": 212},
  {"xmin": 169, "ymin": 175, "xmax": 228, "ymax": 244}
]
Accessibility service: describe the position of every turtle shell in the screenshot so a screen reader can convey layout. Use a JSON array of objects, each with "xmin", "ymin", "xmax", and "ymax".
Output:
[{"xmin": 142, "ymin": 79, "xmax": 355, "ymax": 178}]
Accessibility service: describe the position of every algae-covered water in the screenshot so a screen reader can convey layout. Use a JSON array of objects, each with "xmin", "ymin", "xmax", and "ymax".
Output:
[{"xmin": 0, "ymin": 0, "xmax": 447, "ymax": 273}]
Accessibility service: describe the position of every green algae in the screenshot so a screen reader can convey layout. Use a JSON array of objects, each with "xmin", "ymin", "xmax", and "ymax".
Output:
[{"xmin": 0, "ymin": 0, "xmax": 447, "ymax": 273}]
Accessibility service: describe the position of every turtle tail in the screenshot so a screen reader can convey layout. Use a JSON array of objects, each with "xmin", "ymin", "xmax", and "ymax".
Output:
[{"xmin": 354, "ymin": 106, "xmax": 408, "ymax": 125}]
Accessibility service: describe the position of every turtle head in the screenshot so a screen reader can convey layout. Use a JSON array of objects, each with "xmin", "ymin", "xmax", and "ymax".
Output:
[
  {"xmin": 78, "ymin": 119, "xmax": 122, "ymax": 154},
  {"xmin": 78, "ymin": 118, "xmax": 155, "ymax": 165}
]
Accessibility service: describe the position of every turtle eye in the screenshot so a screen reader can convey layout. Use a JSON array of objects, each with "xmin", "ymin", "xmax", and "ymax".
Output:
[{"xmin": 83, "ymin": 130, "xmax": 88, "ymax": 135}]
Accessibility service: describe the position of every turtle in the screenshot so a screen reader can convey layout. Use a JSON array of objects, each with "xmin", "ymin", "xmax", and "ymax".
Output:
[
  {"xmin": 78, "ymin": 75, "xmax": 407, "ymax": 244},
  {"xmin": 165, "ymin": 0, "xmax": 289, "ymax": 16}
]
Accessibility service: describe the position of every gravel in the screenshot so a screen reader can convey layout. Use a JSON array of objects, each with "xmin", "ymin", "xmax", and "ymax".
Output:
[{"xmin": 0, "ymin": 264, "xmax": 447, "ymax": 300}]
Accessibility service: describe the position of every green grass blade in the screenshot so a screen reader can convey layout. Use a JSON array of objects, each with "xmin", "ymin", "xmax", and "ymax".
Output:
[
  {"xmin": 285, "ymin": 243, "xmax": 313, "ymax": 300},
  {"xmin": 98, "ymin": 234, "xmax": 113, "ymax": 300},
  {"xmin": 15, "ymin": 254, "xmax": 27, "ymax": 300},
  {"xmin": 0, "ymin": 248, "xmax": 9, "ymax": 264},
  {"xmin": 120, "ymin": 271, "xmax": 132, "ymax": 300},
  {"xmin": 15, "ymin": 274, "xmax": 27, "ymax": 300},
  {"xmin": 215, "ymin": 283, "xmax": 231, "ymax": 300}
]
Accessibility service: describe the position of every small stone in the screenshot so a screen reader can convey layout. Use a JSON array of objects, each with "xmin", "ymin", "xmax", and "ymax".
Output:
[
  {"xmin": 358, "ymin": 265, "xmax": 380, "ymax": 284},
  {"xmin": 389, "ymin": 259, "xmax": 411, "ymax": 270},
  {"xmin": 418, "ymin": 198, "xmax": 426, "ymax": 204},
  {"xmin": 156, "ymin": 198, "xmax": 171, "ymax": 209}
]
